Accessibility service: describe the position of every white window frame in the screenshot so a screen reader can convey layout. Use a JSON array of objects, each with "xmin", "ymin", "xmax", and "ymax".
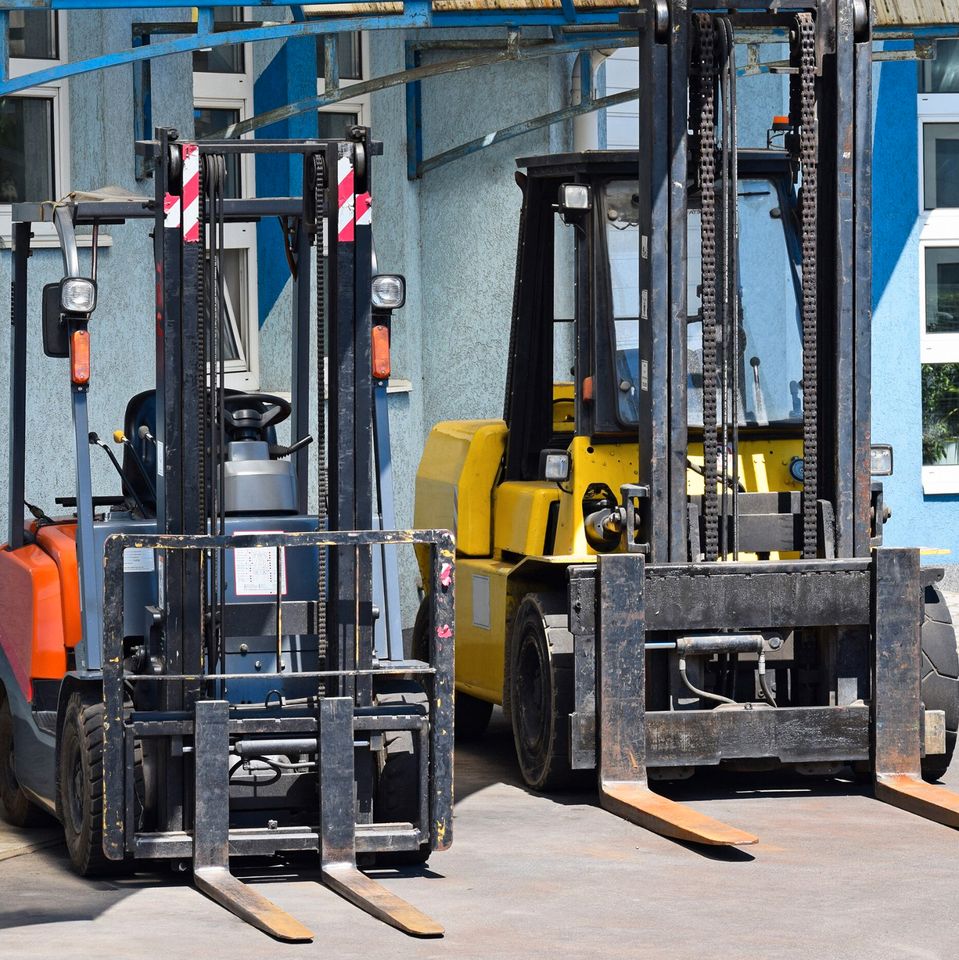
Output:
[
  {"xmin": 0, "ymin": 12, "xmax": 71, "ymax": 248},
  {"xmin": 193, "ymin": 9, "xmax": 258, "ymax": 391},
  {"xmin": 918, "ymin": 72, "xmax": 959, "ymax": 493},
  {"xmin": 316, "ymin": 31, "xmax": 370, "ymax": 134}
]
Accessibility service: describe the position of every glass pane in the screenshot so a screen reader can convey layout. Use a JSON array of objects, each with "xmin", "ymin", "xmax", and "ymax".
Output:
[
  {"xmin": 553, "ymin": 215, "xmax": 576, "ymax": 389},
  {"xmin": 205, "ymin": 248, "xmax": 246, "ymax": 363},
  {"xmin": 316, "ymin": 32, "xmax": 362, "ymax": 81},
  {"xmin": 925, "ymin": 247, "xmax": 959, "ymax": 334},
  {"xmin": 605, "ymin": 181, "xmax": 640, "ymax": 422},
  {"xmin": 923, "ymin": 124, "xmax": 959, "ymax": 209},
  {"xmin": 686, "ymin": 179, "xmax": 804, "ymax": 428},
  {"xmin": 0, "ymin": 97, "xmax": 54, "ymax": 203},
  {"xmin": 193, "ymin": 106, "xmax": 241, "ymax": 198},
  {"xmin": 923, "ymin": 363, "xmax": 959, "ymax": 465},
  {"xmin": 193, "ymin": 8, "xmax": 244, "ymax": 74},
  {"xmin": 317, "ymin": 111, "xmax": 358, "ymax": 140},
  {"xmin": 920, "ymin": 40, "xmax": 959, "ymax": 94},
  {"xmin": 7, "ymin": 11, "xmax": 57, "ymax": 60}
]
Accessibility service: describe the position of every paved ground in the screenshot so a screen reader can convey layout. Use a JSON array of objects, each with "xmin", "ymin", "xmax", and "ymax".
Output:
[{"xmin": 3, "ymin": 605, "xmax": 959, "ymax": 959}]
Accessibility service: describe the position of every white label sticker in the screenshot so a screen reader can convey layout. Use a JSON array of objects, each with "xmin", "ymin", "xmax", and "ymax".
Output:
[
  {"xmin": 155, "ymin": 439, "xmax": 165, "ymax": 477},
  {"xmin": 124, "ymin": 547, "xmax": 155, "ymax": 573},
  {"xmin": 233, "ymin": 532, "xmax": 287, "ymax": 597},
  {"xmin": 641, "ymin": 359, "xmax": 649, "ymax": 392}
]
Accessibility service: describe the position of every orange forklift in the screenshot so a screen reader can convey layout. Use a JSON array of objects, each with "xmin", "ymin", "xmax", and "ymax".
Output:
[{"xmin": 0, "ymin": 128, "xmax": 454, "ymax": 940}]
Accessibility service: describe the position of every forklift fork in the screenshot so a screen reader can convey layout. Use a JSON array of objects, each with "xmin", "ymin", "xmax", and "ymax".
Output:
[
  {"xmin": 193, "ymin": 700, "xmax": 314, "ymax": 942},
  {"xmin": 872, "ymin": 550, "xmax": 959, "ymax": 829},
  {"xmin": 318, "ymin": 697, "xmax": 443, "ymax": 938},
  {"xmin": 596, "ymin": 554, "xmax": 758, "ymax": 847}
]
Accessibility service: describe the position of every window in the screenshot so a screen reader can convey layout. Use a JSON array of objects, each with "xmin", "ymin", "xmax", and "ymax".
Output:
[
  {"xmin": 921, "ymin": 40, "xmax": 959, "ymax": 94},
  {"xmin": 193, "ymin": 8, "xmax": 257, "ymax": 389},
  {"xmin": 918, "ymin": 42, "xmax": 959, "ymax": 491},
  {"xmin": 313, "ymin": 29, "xmax": 369, "ymax": 137},
  {"xmin": 0, "ymin": 11, "xmax": 69, "ymax": 243},
  {"xmin": 193, "ymin": 7, "xmax": 245, "ymax": 75},
  {"xmin": 316, "ymin": 31, "xmax": 362, "ymax": 82},
  {"xmin": 923, "ymin": 124, "xmax": 959, "ymax": 209}
]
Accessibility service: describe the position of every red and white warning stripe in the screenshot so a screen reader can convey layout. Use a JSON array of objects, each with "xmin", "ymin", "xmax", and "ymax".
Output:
[
  {"xmin": 181, "ymin": 143, "xmax": 199, "ymax": 244},
  {"xmin": 163, "ymin": 193, "xmax": 180, "ymax": 229},
  {"xmin": 337, "ymin": 155, "xmax": 355, "ymax": 243},
  {"xmin": 356, "ymin": 191, "xmax": 371, "ymax": 228}
]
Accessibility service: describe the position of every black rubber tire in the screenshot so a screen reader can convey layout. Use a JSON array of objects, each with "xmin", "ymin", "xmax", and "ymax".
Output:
[
  {"xmin": 58, "ymin": 693, "xmax": 125, "ymax": 876},
  {"xmin": 411, "ymin": 596, "xmax": 493, "ymax": 741},
  {"xmin": 920, "ymin": 583, "xmax": 959, "ymax": 783},
  {"xmin": 0, "ymin": 688, "xmax": 48, "ymax": 827},
  {"xmin": 509, "ymin": 593, "xmax": 576, "ymax": 792},
  {"xmin": 373, "ymin": 680, "xmax": 431, "ymax": 866}
]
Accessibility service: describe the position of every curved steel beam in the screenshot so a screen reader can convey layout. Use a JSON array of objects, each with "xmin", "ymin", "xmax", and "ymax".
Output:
[
  {"xmin": 0, "ymin": 6, "xmax": 631, "ymax": 97},
  {"xmin": 416, "ymin": 88, "xmax": 638, "ymax": 177},
  {"xmin": 207, "ymin": 33, "xmax": 636, "ymax": 140}
]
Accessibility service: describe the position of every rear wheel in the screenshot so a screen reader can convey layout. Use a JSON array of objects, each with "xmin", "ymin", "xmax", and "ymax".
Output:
[
  {"xmin": 509, "ymin": 593, "xmax": 576, "ymax": 791},
  {"xmin": 0, "ymin": 688, "xmax": 47, "ymax": 827},
  {"xmin": 411, "ymin": 596, "xmax": 492, "ymax": 741},
  {"xmin": 373, "ymin": 681, "xmax": 431, "ymax": 866},
  {"xmin": 920, "ymin": 583, "xmax": 959, "ymax": 783}
]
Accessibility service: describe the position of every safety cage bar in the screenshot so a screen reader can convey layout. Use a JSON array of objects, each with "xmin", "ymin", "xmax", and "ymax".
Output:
[{"xmin": 99, "ymin": 527, "xmax": 455, "ymax": 861}]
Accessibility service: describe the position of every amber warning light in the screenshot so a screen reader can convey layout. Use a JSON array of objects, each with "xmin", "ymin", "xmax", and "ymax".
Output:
[{"xmin": 71, "ymin": 329, "xmax": 91, "ymax": 385}]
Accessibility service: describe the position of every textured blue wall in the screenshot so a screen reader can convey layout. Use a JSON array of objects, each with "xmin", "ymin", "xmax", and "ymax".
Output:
[{"xmin": 871, "ymin": 48, "xmax": 959, "ymax": 568}]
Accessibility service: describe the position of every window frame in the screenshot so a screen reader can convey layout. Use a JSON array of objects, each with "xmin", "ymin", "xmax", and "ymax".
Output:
[
  {"xmin": 193, "ymin": 9, "xmax": 258, "ymax": 391},
  {"xmin": 316, "ymin": 31, "xmax": 370, "ymax": 135},
  {"xmin": 918, "ymin": 80, "xmax": 959, "ymax": 492},
  {"xmin": 0, "ymin": 12, "xmax": 70, "ymax": 247}
]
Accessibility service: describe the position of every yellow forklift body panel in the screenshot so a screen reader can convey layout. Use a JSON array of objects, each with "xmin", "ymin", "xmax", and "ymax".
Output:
[{"xmin": 415, "ymin": 418, "xmax": 807, "ymax": 703}]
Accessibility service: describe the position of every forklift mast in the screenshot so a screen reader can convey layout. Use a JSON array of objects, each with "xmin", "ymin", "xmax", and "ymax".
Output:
[{"xmin": 633, "ymin": 0, "xmax": 872, "ymax": 564}]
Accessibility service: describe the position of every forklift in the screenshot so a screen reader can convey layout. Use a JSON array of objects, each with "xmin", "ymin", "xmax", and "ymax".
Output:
[
  {"xmin": 414, "ymin": 0, "xmax": 959, "ymax": 845},
  {"xmin": 0, "ymin": 127, "xmax": 454, "ymax": 939}
]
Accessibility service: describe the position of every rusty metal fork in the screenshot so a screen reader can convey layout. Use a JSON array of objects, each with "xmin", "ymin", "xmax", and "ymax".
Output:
[
  {"xmin": 873, "ymin": 549, "xmax": 959, "ymax": 830},
  {"xmin": 597, "ymin": 554, "xmax": 758, "ymax": 847}
]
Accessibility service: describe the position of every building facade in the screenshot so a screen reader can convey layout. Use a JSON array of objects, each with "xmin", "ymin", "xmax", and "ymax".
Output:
[{"xmin": 1, "ymin": 11, "xmax": 956, "ymax": 618}]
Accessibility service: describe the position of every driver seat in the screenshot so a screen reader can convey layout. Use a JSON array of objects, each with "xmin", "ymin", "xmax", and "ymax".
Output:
[{"xmin": 122, "ymin": 389, "xmax": 293, "ymax": 516}]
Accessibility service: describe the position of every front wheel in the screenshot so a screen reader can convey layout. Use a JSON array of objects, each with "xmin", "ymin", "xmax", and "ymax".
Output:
[
  {"xmin": 509, "ymin": 593, "xmax": 575, "ymax": 792},
  {"xmin": 58, "ymin": 693, "xmax": 120, "ymax": 876},
  {"xmin": 920, "ymin": 583, "xmax": 959, "ymax": 782}
]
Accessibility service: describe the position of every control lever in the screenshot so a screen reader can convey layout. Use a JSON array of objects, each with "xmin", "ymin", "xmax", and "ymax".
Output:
[
  {"xmin": 89, "ymin": 432, "xmax": 147, "ymax": 516},
  {"xmin": 269, "ymin": 435, "xmax": 314, "ymax": 459},
  {"xmin": 138, "ymin": 424, "xmax": 156, "ymax": 445},
  {"xmin": 113, "ymin": 430, "xmax": 157, "ymax": 500}
]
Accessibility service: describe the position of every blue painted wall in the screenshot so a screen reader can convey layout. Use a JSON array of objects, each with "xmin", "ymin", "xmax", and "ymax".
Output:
[{"xmin": 871, "ymin": 47, "xmax": 959, "ymax": 573}]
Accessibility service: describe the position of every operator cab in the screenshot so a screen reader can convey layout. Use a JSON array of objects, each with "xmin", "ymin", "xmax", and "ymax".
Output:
[{"xmin": 506, "ymin": 150, "xmax": 806, "ymax": 481}]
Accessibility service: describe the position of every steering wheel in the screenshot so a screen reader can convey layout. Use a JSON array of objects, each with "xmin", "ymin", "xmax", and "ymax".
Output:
[{"xmin": 220, "ymin": 392, "xmax": 292, "ymax": 440}]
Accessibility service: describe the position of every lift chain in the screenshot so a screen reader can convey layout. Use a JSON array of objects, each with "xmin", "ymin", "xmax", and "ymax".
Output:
[
  {"xmin": 314, "ymin": 152, "xmax": 328, "ymax": 659},
  {"xmin": 695, "ymin": 12, "xmax": 720, "ymax": 562},
  {"xmin": 797, "ymin": 12, "xmax": 818, "ymax": 558}
]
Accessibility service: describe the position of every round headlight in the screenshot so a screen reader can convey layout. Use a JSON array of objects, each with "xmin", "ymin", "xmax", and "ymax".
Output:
[{"xmin": 371, "ymin": 274, "xmax": 405, "ymax": 310}]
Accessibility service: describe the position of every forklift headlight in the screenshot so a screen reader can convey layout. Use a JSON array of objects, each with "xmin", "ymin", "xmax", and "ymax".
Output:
[
  {"xmin": 870, "ymin": 444, "xmax": 894, "ymax": 477},
  {"xmin": 371, "ymin": 274, "xmax": 406, "ymax": 310},
  {"xmin": 540, "ymin": 449, "xmax": 571, "ymax": 483},
  {"xmin": 60, "ymin": 277, "xmax": 97, "ymax": 315},
  {"xmin": 559, "ymin": 183, "xmax": 591, "ymax": 212}
]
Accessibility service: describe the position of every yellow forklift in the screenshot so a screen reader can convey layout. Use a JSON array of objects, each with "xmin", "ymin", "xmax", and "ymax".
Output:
[{"xmin": 414, "ymin": 0, "xmax": 959, "ymax": 845}]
